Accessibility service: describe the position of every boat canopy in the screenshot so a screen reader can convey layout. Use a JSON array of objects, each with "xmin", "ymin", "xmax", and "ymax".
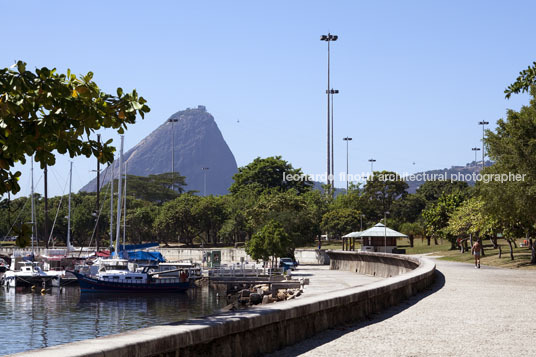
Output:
[
  {"xmin": 120, "ymin": 250, "xmax": 165, "ymax": 262},
  {"xmin": 118, "ymin": 243, "xmax": 159, "ymax": 251}
]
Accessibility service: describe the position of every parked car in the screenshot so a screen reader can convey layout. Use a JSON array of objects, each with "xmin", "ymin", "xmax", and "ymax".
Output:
[{"xmin": 279, "ymin": 257, "xmax": 298, "ymax": 270}]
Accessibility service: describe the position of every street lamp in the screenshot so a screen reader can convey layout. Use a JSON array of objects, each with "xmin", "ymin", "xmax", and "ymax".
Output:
[
  {"xmin": 202, "ymin": 167, "xmax": 210, "ymax": 196},
  {"xmin": 329, "ymin": 88, "xmax": 339, "ymax": 187},
  {"xmin": 471, "ymin": 147, "xmax": 481, "ymax": 165},
  {"xmin": 321, "ymin": 33, "xmax": 338, "ymax": 187},
  {"xmin": 343, "ymin": 137, "xmax": 352, "ymax": 191},
  {"xmin": 168, "ymin": 118, "xmax": 178, "ymax": 190},
  {"xmin": 478, "ymin": 121, "xmax": 489, "ymax": 170},
  {"xmin": 384, "ymin": 211, "xmax": 390, "ymax": 253},
  {"xmin": 368, "ymin": 158, "xmax": 376, "ymax": 173}
]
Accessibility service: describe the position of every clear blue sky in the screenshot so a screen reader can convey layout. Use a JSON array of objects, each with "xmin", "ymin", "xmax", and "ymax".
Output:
[{"xmin": 2, "ymin": 0, "xmax": 534, "ymax": 198}]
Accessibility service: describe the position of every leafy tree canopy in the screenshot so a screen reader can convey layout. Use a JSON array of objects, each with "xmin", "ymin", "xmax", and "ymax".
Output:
[
  {"xmin": 246, "ymin": 220, "xmax": 292, "ymax": 263},
  {"xmin": 106, "ymin": 172, "xmax": 187, "ymax": 204},
  {"xmin": 361, "ymin": 171, "xmax": 408, "ymax": 222},
  {"xmin": 415, "ymin": 180, "xmax": 469, "ymax": 205},
  {"xmin": 230, "ymin": 156, "xmax": 312, "ymax": 195},
  {"xmin": 0, "ymin": 61, "xmax": 150, "ymax": 195},
  {"xmin": 445, "ymin": 197, "xmax": 498, "ymax": 239},
  {"xmin": 422, "ymin": 191, "xmax": 466, "ymax": 242},
  {"xmin": 320, "ymin": 208, "xmax": 362, "ymax": 239},
  {"xmin": 248, "ymin": 189, "xmax": 319, "ymax": 249},
  {"xmin": 505, "ymin": 61, "xmax": 536, "ymax": 98}
]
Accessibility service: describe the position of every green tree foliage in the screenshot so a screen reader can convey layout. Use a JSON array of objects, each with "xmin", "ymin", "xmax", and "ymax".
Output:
[
  {"xmin": 331, "ymin": 182, "xmax": 363, "ymax": 211},
  {"xmin": 320, "ymin": 208, "xmax": 362, "ymax": 239},
  {"xmin": 481, "ymin": 89, "xmax": 536, "ymax": 262},
  {"xmin": 505, "ymin": 61, "xmax": 536, "ymax": 98},
  {"xmin": 126, "ymin": 205, "xmax": 160, "ymax": 244},
  {"xmin": 246, "ymin": 220, "xmax": 292, "ymax": 265},
  {"xmin": 446, "ymin": 197, "xmax": 498, "ymax": 239},
  {"xmin": 192, "ymin": 195, "xmax": 227, "ymax": 244},
  {"xmin": 0, "ymin": 61, "xmax": 150, "ymax": 195},
  {"xmin": 361, "ymin": 171, "xmax": 409, "ymax": 222},
  {"xmin": 117, "ymin": 172, "xmax": 187, "ymax": 204},
  {"xmin": 415, "ymin": 180, "xmax": 469, "ymax": 206},
  {"xmin": 422, "ymin": 192, "xmax": 466, "ymax": 249},
  {"xmin": 153, "ymin": 194, "xmax": 201, "ymax": 246},
  {"xmin": 229, "ymin": 156, "xmax": 312, "ymax": 194},
  {"xmin": 399, "ymin": 221, "xmax": 426, "ymax": 248},
  {"xmin": 390, "ymin": 194, "xmax": 426, "ymax": 229},
  {"xmin": 248, "ymin": 189, "xmax": 319, "ymax": 251},
  {"xmin": 218, "ymin": 189, "xmax": 256, "ymax": 244}
]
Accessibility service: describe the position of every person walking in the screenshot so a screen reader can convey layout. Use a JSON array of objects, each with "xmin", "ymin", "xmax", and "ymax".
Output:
[{"xmin": 471, "ymin": 239, "xmax": 482, "ymax": 268}]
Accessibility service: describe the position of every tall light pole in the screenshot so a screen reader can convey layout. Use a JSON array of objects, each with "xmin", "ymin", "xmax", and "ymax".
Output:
[
  {"xmin": 321, "ymin": 33, "xmax": 338, "ymax": 188},
  {"xmin": 329, "ymin": 89, "xmax": 339, "ymax": 186},
  {"xmin": 472, "ymin": 147, "xmax": 481, "ymax": 165},
  {"xmin": 169, "ymin": 118, "xmax": 178, "ymax": 190},
  {"xmin": 343, "ymin": 137, "xmax": 352, "ymax": 191},
  {"xmin": 202, "ymin": 167, "xmax": 209, "ymax": 196},
  {"xmin": 369, "ymin": 158, "xmax": 376, "ymax": 173},
  {"xmin": 479, "ymin": 121, "xmax": 489, "ymax": 170}
]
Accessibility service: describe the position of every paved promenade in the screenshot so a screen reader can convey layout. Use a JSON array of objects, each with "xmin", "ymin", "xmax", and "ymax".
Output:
[
  {"xmin": 293, "ymin": 265, "xmax": 382, "ymax": 297},
  {"xmin": 272, "ymin": 259, "xmax": 536, "ymax": 357}
]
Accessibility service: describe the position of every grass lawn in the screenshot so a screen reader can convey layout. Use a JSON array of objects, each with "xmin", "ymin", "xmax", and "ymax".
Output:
[{"xmin": 399, "ymin": 237, "xmax": 536, "ymax": 270}]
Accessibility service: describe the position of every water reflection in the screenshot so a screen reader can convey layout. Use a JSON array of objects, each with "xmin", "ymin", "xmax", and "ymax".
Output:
[{"xmin": 0, "ymin": 285, "xmax": 226, "ymax": 355}]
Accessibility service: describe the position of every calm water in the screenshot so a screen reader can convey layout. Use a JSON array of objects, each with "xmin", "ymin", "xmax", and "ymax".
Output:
[{"xmin": 0, "ymin": 280, "xmax": 227, "ymax": 355}]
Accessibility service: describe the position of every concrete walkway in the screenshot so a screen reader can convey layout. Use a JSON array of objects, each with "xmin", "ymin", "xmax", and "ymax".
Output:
[
  {"xmin": 271, "ymin": 259, "xmax": 536, "ymax": 357},
  {"xmin": 292, "ymin": 265, "xmax": 382, "ymax": 298}
]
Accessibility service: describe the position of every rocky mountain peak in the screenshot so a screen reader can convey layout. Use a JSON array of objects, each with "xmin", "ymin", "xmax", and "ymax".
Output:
[{"xmin": 80, "ymin": 106, "xmax": 238, "ymax": 196}]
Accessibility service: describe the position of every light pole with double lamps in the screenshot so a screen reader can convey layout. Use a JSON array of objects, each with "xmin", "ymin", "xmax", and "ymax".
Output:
[
  {"xmin": 320, "ymin": 33, "xmax": 338, "ymax": 187},
  {"xmin": 343, "ymin": 137, "xmax": 352, "ymax": 191},
  {"xmin": 478, "ymin": 121, "xmax": 489, "ymax": 169}
]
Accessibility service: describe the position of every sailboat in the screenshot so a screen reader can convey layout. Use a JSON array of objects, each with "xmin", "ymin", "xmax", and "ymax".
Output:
[
  {"xmin": 70, "ymin": 136, "xmax": 189, "ymax": 293},
  {"xmin": 3, "ymin": 157, "xmax": 59, "ymax": 288}
]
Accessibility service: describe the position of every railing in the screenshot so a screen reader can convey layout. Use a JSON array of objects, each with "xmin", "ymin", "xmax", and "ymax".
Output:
[
  {"xmin": 98, "ymin": 276, "xmax": 183, "ymax": 284},
  {"xmin": 208, "ymin": 264, "xmax": 282, "ymax": 278}
]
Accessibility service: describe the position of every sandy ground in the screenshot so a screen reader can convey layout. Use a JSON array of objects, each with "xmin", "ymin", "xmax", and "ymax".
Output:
[{"xmin": 270, "ymin": 259, "xmax": 536, "ymax": 357}]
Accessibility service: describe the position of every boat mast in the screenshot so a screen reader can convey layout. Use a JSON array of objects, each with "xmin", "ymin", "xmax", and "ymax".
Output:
[
  {"xmin": 122, "ymin": 161, "xmax": 127, "ymax": 251},
  {"xmin": 114, "ymin": 136, "xmax": 124, "ymax": 257},
  {"xmin": 31, "ymin": 156, "xmax": 35, "ymax": 255},
  {"xmin": 96, "ymin": 134, "xmax": 100, "ymax": 252},
  {"xmin": 109, "ymin": 161, "xmax": 114, "ymax": 249},
  {"xmin": 67, "ymin": 161, "xmax": 73, "ymax": 252},
  {"xmin": 44, "ymin": 164, "xmax": 48, "ymax": 249}
]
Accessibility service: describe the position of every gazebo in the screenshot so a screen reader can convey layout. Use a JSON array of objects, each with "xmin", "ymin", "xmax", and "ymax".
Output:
[
  {"xmin": 358, "ymin": 222, "xmax": 407, "ymax": 253},
  {"xmin": 341, "ymin": 231, "xmax": 361, "ymax": 251}
]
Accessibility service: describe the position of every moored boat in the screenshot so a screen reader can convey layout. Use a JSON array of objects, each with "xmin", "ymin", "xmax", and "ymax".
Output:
[
  {"xmin": 3, "ymin": 261, "xmax": 59, "ymax": 288},
  {"xmin": 71, "ymin": 258, "xmax": 189, "ymax": 293}
]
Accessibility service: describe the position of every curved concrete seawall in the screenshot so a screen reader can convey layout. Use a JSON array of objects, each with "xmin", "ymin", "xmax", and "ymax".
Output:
[
  {"xmin": 328, "ymin": 250, "xmax": 420, "ymax": 278},
  {"xmin": 14, "ymin": 252, "xmax": 435, "ymax": 357}
]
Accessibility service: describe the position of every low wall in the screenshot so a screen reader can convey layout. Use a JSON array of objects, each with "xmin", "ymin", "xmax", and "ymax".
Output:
[
  {"xmin": 0, "ymin": 247, "xmax": 330, "ymax": 265},
  {"xmin": 157, "ymin": 248, "xmax": 329, "ymax": 265},
  {"xmin": 328, "ymin": 250, "xmax": 418, "ymax": 278},
  {"xmin": 15, "ymin": 252, "xmax": 435, "ymax": 357}
]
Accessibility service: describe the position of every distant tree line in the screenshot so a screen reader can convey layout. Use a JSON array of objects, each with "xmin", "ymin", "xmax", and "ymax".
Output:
[{"xmin": 3, "ymin": 60, "xmax": 536, "ymax": 265}]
